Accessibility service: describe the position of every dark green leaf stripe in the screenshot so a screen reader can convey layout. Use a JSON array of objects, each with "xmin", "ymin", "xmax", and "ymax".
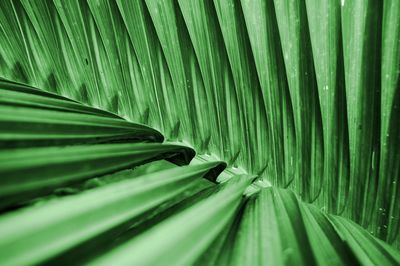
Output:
[
  {"xmin": 0, "ymin": 79, "xmax": 122, "ymax": 118},
  {"xmin": 0, "ymin": 142, "xmax": 194, "ymax": 208}
]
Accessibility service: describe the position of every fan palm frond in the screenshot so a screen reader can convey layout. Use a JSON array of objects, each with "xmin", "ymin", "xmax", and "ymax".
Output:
[{"xmin": 0, "ymin": 0, "xmax": 399, "ymax": 264}]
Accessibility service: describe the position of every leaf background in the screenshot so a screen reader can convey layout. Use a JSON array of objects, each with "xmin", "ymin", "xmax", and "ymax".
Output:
[{"xmin": 0, "ymin": 0, "xmax": 399, "ymax": 249}]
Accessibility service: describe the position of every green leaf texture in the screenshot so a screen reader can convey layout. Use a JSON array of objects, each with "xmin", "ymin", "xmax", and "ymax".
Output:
[{"xmin": 0, "ymin": 0, "xmax": 400, "ymax": 264}]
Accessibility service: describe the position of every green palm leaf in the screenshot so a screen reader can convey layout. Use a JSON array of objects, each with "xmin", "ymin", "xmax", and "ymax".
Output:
[{"xmin": 0, "ymin": 0, "xmax": 399, "ymax": 265}]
